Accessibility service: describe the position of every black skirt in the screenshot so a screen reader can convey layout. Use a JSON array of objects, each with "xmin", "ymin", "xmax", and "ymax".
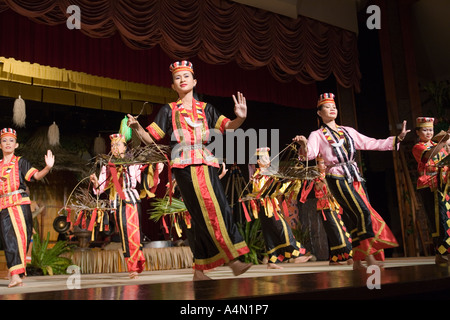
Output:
[{"xmin": 173, "ymin": 165, "xmax": 249, "ymax": 270}]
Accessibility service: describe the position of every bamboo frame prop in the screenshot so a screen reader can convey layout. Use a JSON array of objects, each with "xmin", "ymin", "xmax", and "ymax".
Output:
[
  {"xmin": 58, "ymin": 142, "xmax": 169, "ymax": 242},
  {"xmin": 236, "ymin": 143, "xmax": 320, "ymax": 224},
  {"xmin": 239, "ymin": 143, "xmax": 320, "ymax": 203}
]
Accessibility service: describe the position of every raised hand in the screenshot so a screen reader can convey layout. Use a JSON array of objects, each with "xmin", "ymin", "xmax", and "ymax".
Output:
[
  {"xmin": 398, "ymin": 120, "xmax": 411, "ymax": 141},
  {"xmin": 44, "ymin": 150, "xmax": 55, "ymax": 168},
  {"xmin": 232, "ymin": 92, "xmax": 247, "ymax": 119}
]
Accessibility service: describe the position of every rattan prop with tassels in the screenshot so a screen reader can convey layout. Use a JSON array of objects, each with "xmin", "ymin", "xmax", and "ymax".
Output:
[
  {"xmin": 238, "ymin": 143, "xmax": 321, "ymax": 223},
  {"xmin": 57, "ymin": 177, "xmax": 116, "ymax": 241},
  {"xmin": 56, "ymin": 102, "xmax": 170, "ymax": 241}
]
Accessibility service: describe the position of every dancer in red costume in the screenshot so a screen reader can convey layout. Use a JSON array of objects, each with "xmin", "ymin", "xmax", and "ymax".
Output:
[
  {"xmin": 249, "ymin": 148, "xmax": 311, "ymax": 269},
  {"xmin": 300, "ymin": 154, "xmax": 353, "ymax": 265},
  {"xmin": 0, "ymin": 128, "xmax": 54, "ymax": 287},
  {"xmin": 127, "ymin": 61, "xmax": 251, "ymax": 280},
  {"xmin": 412, "ymin": 117, "xmax": 450, "ymax": 264},
  {"xmin": 90, "ymin": 133, "xmax": 146, "ymax": 279}
]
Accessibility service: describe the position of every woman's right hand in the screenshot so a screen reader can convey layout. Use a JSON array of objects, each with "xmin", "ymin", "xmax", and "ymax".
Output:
[
  {"xmin": 89, "ymin": 173, "xmax": 98, "ymax": 188},
  {"xmin": 293, "ymin": 135, "xmax": 308, "ymax": 147},
  {"xmin": 126, "ymin": 114, "xmax": 153, "ymax": 145},
  {"xmin": 127, "ymin": 114, "xmax": 140, "ymax": 129}
]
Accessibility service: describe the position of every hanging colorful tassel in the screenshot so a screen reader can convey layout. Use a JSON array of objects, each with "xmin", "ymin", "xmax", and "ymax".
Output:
[
  {"xmin": 184, "ymin": 212, "xmax": 192, "ymax": 229},
  {"xmin": 13, "ymin": 95, "xmax": 26, "ymax": 128},
  {"xmin": 162, "ymin": 215, "xmax": 169, "ymax": 234},
  {"xmin": 282, "ymin": 199, "xmax": 289, "ymax": 218},
  {"xmin": 65, "ymin": 208, "xmax": 71, "ymax": 222},
  {"xmin": 241, "ymin": 201, "xmax": 252, "ymax": 222},
  {"xmin": 271, "ymin": 198, "xmax": 280, "ymax": 220},
  {"xmin": 108, "ymin": 162, "xmax": 126, "ymax": 200},
  {"xmin": 75, "ymin": 210, "xmax": 84, "ymax": 226},
  {"xmin": 88, "ymin": 208, "xmax": 98, "ymax": 231}
]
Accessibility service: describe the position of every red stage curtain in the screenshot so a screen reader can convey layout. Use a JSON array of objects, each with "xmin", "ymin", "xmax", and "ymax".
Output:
[{"xmin": 0, "ymin": 0, "xmax": 361, "ymax": 108}]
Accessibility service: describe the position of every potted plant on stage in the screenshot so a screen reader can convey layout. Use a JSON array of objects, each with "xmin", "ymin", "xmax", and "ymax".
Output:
[{"xmin": 27, "ymin": 232, "xmax": 73, "ymax": 276}]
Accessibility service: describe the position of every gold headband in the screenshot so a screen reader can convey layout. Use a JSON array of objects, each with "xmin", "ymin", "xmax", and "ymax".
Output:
[{"xmin": 416, "ymin": 117, "xmax": 434, "ymax": 128}]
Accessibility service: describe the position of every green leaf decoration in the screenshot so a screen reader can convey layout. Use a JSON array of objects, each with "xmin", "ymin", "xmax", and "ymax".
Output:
[{"xmin": 119, "ymin": 116, "xmax": 132, "ymax": 141}]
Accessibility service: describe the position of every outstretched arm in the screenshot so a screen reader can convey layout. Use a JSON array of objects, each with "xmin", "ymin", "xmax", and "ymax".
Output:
[
  {"xmin": 224, "ymin": 92, "xmax": 247, "ymax": 130},
  {"xmin": 33, "ymin": 150, "xmax": 54, "ymax": 181}
]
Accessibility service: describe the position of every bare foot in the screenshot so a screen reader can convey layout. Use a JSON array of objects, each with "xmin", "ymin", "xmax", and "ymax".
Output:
[
  {"xmin": 292, "ymin": 255, "xmax": 312, "ymax": 263},
  {"xmin": 330, "ymin": 259, "xmax": 353, "ymax": 265},
  {"xmin": 365, "ymin": 255, "xmax": 384, "ymax": 268},
  {"xmin": 226, "ymin": 259, "xmax": 252, "ymax": 276},
  {"xmin": 129, "ymin": 272, "xmax": 139, "ymax": 279},
  {"xmin": 267, "ymin": 263, "xmax": 284, "ymax": 269},
  {"xmin": 352, "ymin": 260, "xmax": 366, "ymax": 271},
  {"xmin": 193, "ymin": 270, "xmax": 212, "ymax": 281},
  {"xmin": 435, "ymin": 254, "xmax": 448, "ymax": 265},
  {"xmin": 8, "ymin": 274, "xmax": 23, "ymax": 288},
  {"xmin": 204, "ymin": 268, "xmax": 216, "ymax": 273}
]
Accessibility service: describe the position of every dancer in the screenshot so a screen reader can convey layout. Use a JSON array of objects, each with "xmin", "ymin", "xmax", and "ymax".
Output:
[
  {"xmin": 412, "ymin": 117, "xmax": 450, "ymax": 264},
  {"xmin": 0, "ymin": 128, "xmax": 54, "ymax": 287},
  {"xmin": 127, "ymin": 60, "xmax": 251, "ymax": 280},
  {"xmin": 90, "ymin": 133, "xmax": 146, "ymax": 279},
  {"xmin": 250, "ymin": 148, "xmax": 311, "ymax": 269},
  {"xmin": 300, "ymin": 154, "xmax": 353, "ymax": 265},
  {"xmin": 293, "ymin": 93, "xmax": 406, "ymax": 270}
]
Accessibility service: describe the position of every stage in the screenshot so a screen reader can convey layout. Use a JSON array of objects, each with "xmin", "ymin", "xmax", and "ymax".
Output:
[{"xmin": 0, "ymin": 257, "xmax": 448, "ymax": 301}]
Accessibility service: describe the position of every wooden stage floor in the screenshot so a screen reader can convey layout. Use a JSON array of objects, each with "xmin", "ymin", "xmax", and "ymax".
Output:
[{"xmin": 0, "ymin": 257, "xmax": 448, "ymax": 302}]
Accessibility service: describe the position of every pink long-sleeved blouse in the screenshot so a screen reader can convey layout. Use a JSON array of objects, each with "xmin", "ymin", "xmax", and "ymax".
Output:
[{"xmin": 301, "ymin": 126, "xmax": 398, "ymax": 180}]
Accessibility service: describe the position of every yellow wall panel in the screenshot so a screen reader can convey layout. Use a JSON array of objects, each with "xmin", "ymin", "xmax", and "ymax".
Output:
[
  {"xmin": 75, "ymin": 93, "xmax": 102, "ymax": 109},
  {"xmin": 42, "ymin": 88, "xmax": 76, "ymax": 106},
  {"xmin": 0, "ymin": 80, "xmax": 42, "ymax": 102},
  {"xmin": 0, "ymin": 57, "xmax": 173, "ymax": 111}
]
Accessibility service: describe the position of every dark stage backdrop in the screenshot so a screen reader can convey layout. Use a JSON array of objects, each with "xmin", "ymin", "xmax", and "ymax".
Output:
[
  {"xmin": 0, "ymin": 8, "xmax": 320, "ymax": 109},
  {"xmin": 0, "ymin": 0, "xmax": 361, "ymax": 98}
]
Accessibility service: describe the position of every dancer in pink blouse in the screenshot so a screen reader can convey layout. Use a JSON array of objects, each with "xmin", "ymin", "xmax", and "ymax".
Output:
[{"xmin": 293, "ymin": 93, "xmax": 409, "ymax": 270}]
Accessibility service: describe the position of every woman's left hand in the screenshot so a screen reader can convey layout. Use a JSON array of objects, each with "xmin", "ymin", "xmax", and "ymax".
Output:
[
  {"xmin": 44, "ymin": 150, "xmax": 55, "ymax": 168},
  {"xmin": 398, "ymin": 120, "xmax": 411, "ymax": 141},
  {"xmin": 232, "ymin": 92, "xmax": 247, "ymax": 119}
]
